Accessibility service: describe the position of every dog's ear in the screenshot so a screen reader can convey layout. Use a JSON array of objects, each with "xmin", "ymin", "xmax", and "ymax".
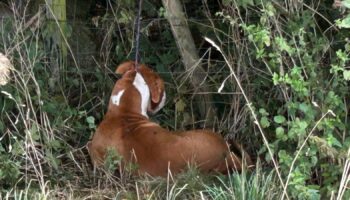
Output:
[
  {"xmin": 115, "ymin": 61, "xmax": 136, "ymax": 81},
  {"xmin": 149, "ymin": 78, "xmax": 166, "ymax": 113},
  {"xmin": 139, "ymin": 65, "xmax": 165, "ymax": 105},
  {"xmin": 115, "ymin": 61, "xmax": 135, "ymax": 74},
  {"xmin": 122, "ymin": 69, "xmax": 137, "ymax": 81},
  {"xmin": 149, "ymin": 77, "xmax": 163, "ymax": 104}
]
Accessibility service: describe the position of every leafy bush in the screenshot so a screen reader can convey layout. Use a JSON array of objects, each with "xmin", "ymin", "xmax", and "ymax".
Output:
[
  {"xmin": 211, "ymin": 0, "xmax": 350, "ymax": 198},
  {"xmin": 1, "ymin": 0, "xmax": 350, "ymax": 199}
]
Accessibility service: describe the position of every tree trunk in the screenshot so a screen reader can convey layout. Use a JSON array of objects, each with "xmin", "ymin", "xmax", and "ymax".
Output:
[
  {"xmin": 46, "ymin": 0, "xmax": 67, "ymax": 90},
  {"xmin": 161, "ymin": 0, "xmax": 215, "ymax": 127}
]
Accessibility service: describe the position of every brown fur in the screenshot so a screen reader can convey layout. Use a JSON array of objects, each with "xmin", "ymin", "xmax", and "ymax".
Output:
[{"xmin": 87, "ymin": 61, "xmax": 251, "ymax": 177}]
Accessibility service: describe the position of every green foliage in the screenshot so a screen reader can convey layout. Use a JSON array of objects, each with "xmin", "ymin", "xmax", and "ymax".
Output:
[
  {"xmin": 0, "ymin": 153, "xmax": 20, "ymax": 188},
  {"xmin": 1, "ymin": 0, "xmax": 350, "ymax": 199},
  {"xmin": 104, "ymin": 148, "xmax": 123, "ymax": 172},
  {"xmin": 204, "ymin": 167, "xmax": 280, "ymax": 200},
  {"xmin": 0, "ymin": 3, "xmax": 97, "ymax": 194},
  {"xmin": 336, "ymin": 13, "xmax": 350, "ymax": 28},
  {"xmin": 216, "ymin": 1, "xmax": 350, "ymax": 199}
]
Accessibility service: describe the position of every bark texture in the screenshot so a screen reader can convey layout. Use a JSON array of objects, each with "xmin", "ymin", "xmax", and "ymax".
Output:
[{"xmin": 161, "ymin": 0, "xmax": 215, "ymax": 126}]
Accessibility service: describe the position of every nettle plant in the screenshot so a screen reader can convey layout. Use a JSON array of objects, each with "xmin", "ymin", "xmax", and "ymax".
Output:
[{"xmin": 234, "ymin": 2, "xmax": 350, "ymax": 199}]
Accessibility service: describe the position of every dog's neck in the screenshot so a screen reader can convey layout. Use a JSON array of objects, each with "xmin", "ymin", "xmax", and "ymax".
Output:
[
  {"xmin": 108, "ymin": 72, "xmax": 150, "ymax": 118},
  {"xmin": 132, "ymin": 72, "xmax": 150, "ymax": 118}
]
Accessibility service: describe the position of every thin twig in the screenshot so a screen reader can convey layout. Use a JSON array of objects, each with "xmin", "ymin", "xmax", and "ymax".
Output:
[
  {"xmin": 204, "ymin": 37, "xmax": 290, "ymax": 200},
  {"xmin": 281, "ymin": 110, "xmax": 336, "ymax": 200}
]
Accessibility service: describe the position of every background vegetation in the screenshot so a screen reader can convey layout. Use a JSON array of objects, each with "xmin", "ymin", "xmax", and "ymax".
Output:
[{"xmin": 0, "ymin": 0, "xmax": 349, "ymax": 199}]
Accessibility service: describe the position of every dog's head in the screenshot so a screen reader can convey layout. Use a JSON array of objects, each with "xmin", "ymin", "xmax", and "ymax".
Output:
[{"xmin": 108, "ymin": 61, "xmax": 166, "ymax": 117}]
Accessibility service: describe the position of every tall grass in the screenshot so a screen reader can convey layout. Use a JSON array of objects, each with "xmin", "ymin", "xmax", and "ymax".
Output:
[
  {"xmin": 1, "ymin": 1, "xmax": 350, "ymax": 200},
  {"xmin": 0, "ymin": 4, "xmax": 284, "ymax": 199}
]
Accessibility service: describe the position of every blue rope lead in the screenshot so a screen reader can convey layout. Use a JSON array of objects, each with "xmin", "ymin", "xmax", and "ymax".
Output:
[{"xmin": 134, "ymin": 0, "xmax": 143, "ymax": 69}]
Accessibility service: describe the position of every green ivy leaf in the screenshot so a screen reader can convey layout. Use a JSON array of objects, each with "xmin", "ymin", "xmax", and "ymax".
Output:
[
  {"xmin": 46, "ymin": 152, "xmax": 59, "ymax": 170},
  {"xmin": 308, "ymin": 189, "xmax": 321, "ymax": 200},
  {"xmin": 327, "ymin": 134, "xmax": 342, "ymax": 148},
  {"xmin": 272, "ymin": 72, "xmax": 279, "ymax": 85},
  {"xmin": 274, "ymin": 115, "xmax": 286, "ymax": 124},
  {"xmin": 276, "ymin": 127, "xmax": 287, "ymax": 141},
  {"xmin": 336, "ymin": 49, "xmax": 349, "ymax": 63},
  {"xmin": 86, "ymin": 116, "xmax": 96, "ymax": 129},
  {"xmin": 86, "ymin": 116, "xmax": 95, "ymax": 124},
  {"xmin": 259, "ymin": 108, "xmax": 269, "ymax": 116},
  {"xmin": 12, "ymin": 141, "xmax": 25, "ymax": 156},
  {"xmin": 288, "ymin": 119, "xmax": 308, "ymax": 139},
  {"xmin": 298, "ymin": 103, "xmax": 310, "ymax": 114},
  {"xmin": 298, "ymin": 120, "xmax": 308, "ymax": 130},
  {"xmin": 49, "ymin": 140, "xmax": 62, "ymax": 151},
  {"xmin": 344, "ymin": 0, "xmax": 350, "ymax": 8},
  {"xmin": 265, "ymin": 2, "xmax": 276, "ymax": 17},
  {"xmin": 343, "ymin": 70, "xmax": 350, "ymax": 80},
  {"xmin": 278, "ymin": 150, "xmax": 292, "ymax": 165},
  {"xmin": 337, "ymin": 14, "xmax": 350, "ymax": 28},
  {"xmin": 330, "ymin": 64, "xmax": 343, "ymax": 74},
  {"xmin": 275, "ymin": 36, "xmax": 294, "ymax": 55},
  {"xmin": 260, "ymin": 116, "xmax": 270, "ymax": 128}
]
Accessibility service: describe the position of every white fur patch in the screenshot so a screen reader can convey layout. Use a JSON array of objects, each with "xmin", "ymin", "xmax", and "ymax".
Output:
[
  {"xmin": 133, "ymin": 72, "xmax": 150, "ymax": 118},
  {"xmin": 111, "ymin": 90, "xmax": 125, "ymax": 106},
  {"xmin": 150, "ymin": 91, "xmax": 166, "ymax": 114}
]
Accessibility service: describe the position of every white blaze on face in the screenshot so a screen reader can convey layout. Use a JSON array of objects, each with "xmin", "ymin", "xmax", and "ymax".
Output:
[
  {"xmin": 111, "ymin": 90, "xmax": 125, "ymax": 106},
  {"xmin": 133, "ymin": 72, "xmax": 150, "ymax": 118}
]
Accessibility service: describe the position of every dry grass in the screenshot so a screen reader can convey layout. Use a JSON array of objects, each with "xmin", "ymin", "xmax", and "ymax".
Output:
[{"xmin": 1, "ymin": 1, "xmax": 350, "ymax": 200}]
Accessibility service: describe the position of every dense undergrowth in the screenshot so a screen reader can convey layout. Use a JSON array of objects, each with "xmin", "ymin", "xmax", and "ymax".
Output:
[{"xmin": 0, "ymin": 0, "xmax": 350, "ymax": 199}]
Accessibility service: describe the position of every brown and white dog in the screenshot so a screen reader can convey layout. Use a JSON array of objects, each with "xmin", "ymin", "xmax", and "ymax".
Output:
[{"xmin": 87, "ymin": 61, "xmax": 251, "ymax": 177}]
